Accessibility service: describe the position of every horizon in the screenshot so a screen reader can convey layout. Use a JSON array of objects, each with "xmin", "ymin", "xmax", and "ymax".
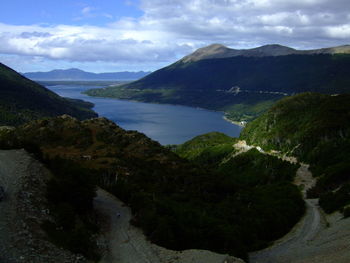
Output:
[
  {"xmin": 1, "ymin": 0, "xmax": 350, "ymax": 73},
  {"xmin": 21, "ymin": 42, "xmax": 350, "ymax": 74},
  {"xmin": 22, "ymin": 67, "xmax": 152, "ymax": 74}
]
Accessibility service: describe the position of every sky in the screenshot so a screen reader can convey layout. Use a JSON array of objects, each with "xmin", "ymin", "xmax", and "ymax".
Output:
[{"xmin": 0, "ymin": 0, "xmax": 349, "ymax": 73}]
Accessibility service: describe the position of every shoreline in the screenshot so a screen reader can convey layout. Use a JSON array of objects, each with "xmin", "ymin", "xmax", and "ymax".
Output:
[
  {"xmin": 223, "ymin": 116, "xmax": 246, "ymax": 127},
  {"xmin": 84, "ymin": 90, "xmax": 245, "ymax": 129}
]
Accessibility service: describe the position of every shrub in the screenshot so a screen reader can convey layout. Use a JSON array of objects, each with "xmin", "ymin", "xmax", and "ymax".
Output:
[
  {"xmin": 319, "ymin": 184, "xmax": 350, "ymax": 213},
  {"xmin": 343, "ymin": 206, "xmax": 350, "ymax": 218}
]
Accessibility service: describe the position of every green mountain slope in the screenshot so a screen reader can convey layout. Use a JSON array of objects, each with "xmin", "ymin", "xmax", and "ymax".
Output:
[
  {"xmin": 85, "ymin": 44, "xmax": 350, "ymax": 122},
  {"xmin": 173, "ymin": 132, "xmax": 239, "ymax": 165},
  {"xmin": 0, "ymin": 62, "xmax": 97, "ymax": 125},
  {"xmin": 240, "ymin": 92, "xmax": 350, "ymax": 214},
  {"xmin": 173, "ymin": 132, "xmax": 303, "ymax": 256}
]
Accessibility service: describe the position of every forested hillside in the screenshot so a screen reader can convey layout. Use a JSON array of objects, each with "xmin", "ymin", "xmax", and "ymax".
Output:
[{"xmin": 240, "ymin": 92, "xmax": 350, "ymax": 216}]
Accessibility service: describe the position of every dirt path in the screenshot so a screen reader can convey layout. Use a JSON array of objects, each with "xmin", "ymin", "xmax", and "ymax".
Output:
[
  {"xmin": 94, "ymin": 189, "xmax": 161, "ymax": 263},
  {"xmin": 248, "ymin": 160, "xmax": 324, "ymax": 263},
  {"xmin": 0, "ymin": 149, "xmax": 87, "ymax": 263},
  {"xmin": 242, "ymin": 143, "xmax": 325, "ymax": 263},
  {"xmin": 0, "ymin": 149, "xmax": 31, "ymax": 261},
  {"xmin": 294, "ymin": 163, "xmax": 316, "ymax": 198},
  {"xmin": 249, "ymin": 199, "xmax": 323, "ymax": 263},
  {"xmin": 230, "ymin": 141, "xmax": 329, "ymax": 262},
  {"xmin": 241, "ymin": 141, "xmax": 350, "ymax": 263},
  {"xmin": 94, "ymin": 188, "xmax": 244, "ymax": 263}
]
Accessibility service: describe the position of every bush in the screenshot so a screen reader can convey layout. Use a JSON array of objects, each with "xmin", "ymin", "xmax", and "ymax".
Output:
[
  {"xmin": 44, "ymin": 158, "xmax": 99, "ymax": 260},
  {"xmin": 319, "ymin": 184, "xmax": 350, "ymax": 213},
  {"xmin": 343, "ymin": 206, "xmax": 350, "ymax": 218}
]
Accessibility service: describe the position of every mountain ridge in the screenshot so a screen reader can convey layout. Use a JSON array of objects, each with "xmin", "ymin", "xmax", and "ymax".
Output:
[
  {"xmin": 180, "ymin": 43, "xmax": 350, "ymax": 62},
  {"xmin": 24, "ymin": 68, "xmax": 151, "ymax": 81}
]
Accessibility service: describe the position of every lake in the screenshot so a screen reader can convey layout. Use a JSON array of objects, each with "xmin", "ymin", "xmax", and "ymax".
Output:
[{"xmin": 46, "ymin": 84, "xmax": 242, "ymax": 145}]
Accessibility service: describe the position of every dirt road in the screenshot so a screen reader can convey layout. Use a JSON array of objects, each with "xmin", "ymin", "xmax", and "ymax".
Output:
[
  {"xmin": 0, "ymin": 149, "xmax": 87, "ymax": 263},
  {"xmin": 94, "ymin": 188, "xmax": 244, "ymax": 263},
  {"xmin": 248, "ymin": 149, "xmax": 350, "ymax": 263},
  {"xmin": 94, "ymin": 189, "xmax": 161, "ymax": 263},
  {"xmin": 249, "ymin": 199, "xmax": 323, "ymax": 263},
  {"xmin": 0, "ymin": 149, "xmax": 31, "ymax": 261}
]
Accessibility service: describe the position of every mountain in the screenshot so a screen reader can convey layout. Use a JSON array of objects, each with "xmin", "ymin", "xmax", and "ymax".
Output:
[
  {"xmin": 24, "ymin": 68, "xmax": 151, "ymax": 81},
  {"xmin": 0, "ymin": 62, "xmax": 97, "ymax": 126},
  {"xmin": 240, "ymin": 92, "xmax": 350, "ymax": 214},
  {"xmin": 180, "ymin": 43, "xmax": 350, "ymax": 62},
  {"xmin": 85, "ymin": 44, "xmax": 350, "ymax": 122}
]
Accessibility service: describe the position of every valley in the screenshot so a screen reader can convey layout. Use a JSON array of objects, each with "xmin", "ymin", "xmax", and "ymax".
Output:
[{"xmin": 0, "ymin": 43, "xmax": 349, "ymax": 263}]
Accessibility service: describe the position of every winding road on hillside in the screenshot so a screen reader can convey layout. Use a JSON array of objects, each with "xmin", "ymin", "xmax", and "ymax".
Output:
[
  {"xmin": 249, "ymin": 198, "xmax": 322, "ymax": 263},
  {"xmin": 95, "ymin": 141, "xmax": 326, "ymax": 263},
  {"xmin": 244, "ymin": 143, "xmax": 326, "ymax": 263}
]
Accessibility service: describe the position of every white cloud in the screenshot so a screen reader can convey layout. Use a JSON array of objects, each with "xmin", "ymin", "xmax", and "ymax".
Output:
[
  {"xmin": 0, "ymin": 0, "xmax": 350, "ymax": 72},
  {"xmin": 74, "ymin": 6, "xmax": 114, "ymax": 21},
  {"xmin": 82, "ymin": 6, "xmax": 94, "ymax": 15},
  {"xmin": 325, "ymin": 25, "xmax": 350, "ymax": 38}
]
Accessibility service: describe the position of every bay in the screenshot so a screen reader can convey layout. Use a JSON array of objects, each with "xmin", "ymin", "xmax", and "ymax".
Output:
[{"xmin": 46, "ymin": 84, "xmax": 242, "ymax": 145}]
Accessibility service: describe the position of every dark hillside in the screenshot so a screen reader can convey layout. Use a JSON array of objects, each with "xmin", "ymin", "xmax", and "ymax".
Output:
[
  {"xmin": 0, "ymin": 63, "xmax": 97, "ymax": 125},
  {"xmin": 86, "ymin": 53, "xmax": 350, "ymax": 121},
  {"xmin": 129, "ymin": 54, "xmax": 350, "ymax": 94}
]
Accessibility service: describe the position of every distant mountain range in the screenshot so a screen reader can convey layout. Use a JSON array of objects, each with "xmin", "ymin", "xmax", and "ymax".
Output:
[
  {"xmin": 85, "ymin": 43, "xmax": 350, "ymax": 122},
  {"xmin": 23, "ymin": 68, "xmax": 151, "ymax": 81},
  {"xmin": 0, "ymin": 63, "xmax": 97, "ymax": 126}
]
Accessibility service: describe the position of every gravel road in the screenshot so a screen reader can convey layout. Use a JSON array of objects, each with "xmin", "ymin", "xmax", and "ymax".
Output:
[
  {"xmin": 94, "ymin": 188, "xmax": 162, "ymax": 263},
  {"xmin": 0, "ymin": 149, "xmax": 87, "ymax": 263},
  {"xmin": 94, "ymin": 188, "xmax": 244, "ymax": 263},
  {"xmin": 0, "ymin": 149, "xmax": 31, "ymax": 261},
  {"xmin": 249, "ymin": 156, "xmax": 350, "ymax": 263},
  {"xmin": 249, "ymin": 199, "xmax": 323, "ymax": 263}
]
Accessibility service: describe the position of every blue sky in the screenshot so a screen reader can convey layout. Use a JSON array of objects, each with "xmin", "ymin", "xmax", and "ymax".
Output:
[
  {"xmin": 1, "ymin": 0, "xmax": 142, "ymax": 26},
  {"xmin": 0, "ymin": 0, "xmax": 349, "ymax": 73}
]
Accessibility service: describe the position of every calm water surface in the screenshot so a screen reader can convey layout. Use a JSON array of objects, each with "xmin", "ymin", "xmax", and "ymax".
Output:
[{"xmin": 47, "ymin": 84, "xmax": 242, "ymax": 145}]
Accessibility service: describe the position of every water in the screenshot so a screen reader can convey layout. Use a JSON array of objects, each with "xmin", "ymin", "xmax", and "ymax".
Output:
[{"xmin": 46, "ymin": 84, "xmax": 242, "ymax": 145}]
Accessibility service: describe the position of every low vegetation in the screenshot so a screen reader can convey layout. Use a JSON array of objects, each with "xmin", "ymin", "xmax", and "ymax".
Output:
[
  {"xmin": 173, "ymin": 132, "xmax": 239, "ymax": 165},
  {"xmin": 42, "ymin": 158, "xmax": 100, "ymax": 260}
]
